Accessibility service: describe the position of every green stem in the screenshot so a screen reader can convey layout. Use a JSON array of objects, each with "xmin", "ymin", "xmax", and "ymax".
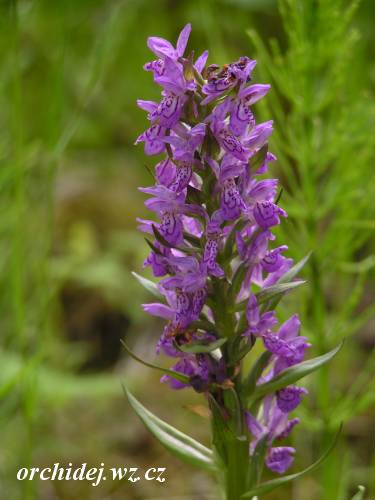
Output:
[{"xmin": 224, "ymin": 437, "xmax": 250, "ymax": 500}]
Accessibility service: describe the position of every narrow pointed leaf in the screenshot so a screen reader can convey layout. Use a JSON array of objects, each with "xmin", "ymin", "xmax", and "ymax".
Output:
[
  {"xmin": 230, "ymin": 262, "xmax": 249, "ymax": 299},
  {"xmin": 183, "ymin": 231, "xmax": 201, "ymax": 247},
  {"xmin": 228, "ymin": 335, "xmax": 255, "ymax": 366},
  {"xmin": 152, "ymin": 224, "xmax": 198, "ymax": 255},
  {"xmin": 186, "ymin": 185, "xmax": 203, "ymax": 205},
  {"xmin": 222, "ymin": 218, "xmax": 247, "ymax": 262},
  {"xmin": 208, "ymin": 394, "xmax": 234, "ymax": 463},
  {"xmin": 235, "ymin": 280, "xmax": 307, "ymax": 312},
  {"xmin": 152, "ymin": 224, "xmax": 174, "ymax": 248},
  {"xmin": 121, "ymin": 340, "xmax": 190, "ymax": 384},
  {"xmin": 260, "ymin": 255, "xmax": 311, "ymax": 311},
  {"xmin": 177, "ymin": 338, "xmax": 227, "ymax": 354},
  {"xmin": 275, "ymin": 187, "xmax": 283, "ymax": 204},
  {"xmin": 189, "ymin": 318, "xmax": 218, "ymax": 332},
  {"xmin": 131, "ymin": 271, "xmax": 163, "ymax": 299},
  {"xmin": 241, "ymin": 424, "xmax": 343, "ymax": 498},
  {"xmin": 247, "ymin": 434, "xmax": 269, "ymax": 490},
  {"xmin": 278, "ymin": 252, "xmax": 312, "ymax": 284},
  {"xmin": 249, "ymin": 144, "xmax": 268, "ymax": 172},
  {"xmin": 144, "ymin": 237, "xmax": 162, "ymax": 255},
  {"xmin": 249, "ymin": 341, "xmax": 343, "ymax": 403},
  {"xmin": 223, "ymin": 387, "xmax": 244, "ymax": 436},
  {"xmin": 243, "ymin": 351, "xmax": 272, "ymax": 398},
  {"xmin": 257, "ymin": 280, "xmax": 306, "ymax": 304},
  {"xmin": 124, "ymin": 388, "xmax": 216, "ymax": 472}
]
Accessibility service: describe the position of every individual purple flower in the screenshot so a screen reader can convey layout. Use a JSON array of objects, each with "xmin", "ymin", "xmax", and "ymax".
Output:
[
  {"xmin": 229, "ymin": 84, "xmax": 270, "ymax": 136},
  {"xmin": 143, "ymin": 242, "xmax": 172, "ymax": 277},
  {"xmin": 266, "ymin": 447, "xmax": 295, "ymax": 474},
  {"xmin": 161, "ymin": 255, "xmax": 207, "ymax": 293},
  {"xmin": 202, "ymin": 218, "xmax": 224, "ymax": 278},
  {"xmin": 244, "ymin": 294, "xmax": 277, "ymax": 337},
  {"xmin": 245, "ymin": 398, "xmax": 300, "ymax": 474},
  {"xmin": 244, "ymin": 178, "xmax": 279, "ymax": 203},
  {"xmin": 144, "ymin": 23, "xmax": 191, "ymax": 82},
  {"xmin": 155, "ymin": 158, "xmax": 177, "ymax": 187},
  {"xmin": 138, "ymin": 93, "xmax": 186, "ymax": 129},
  {"xmin": 276, "ymin": 386, "xmax": 308, "ymax": 413},
  {"xmin": 218, "ymin": 129, "xmax": 249, "ymax": 161},
  {"xmin": 135, "ymin": 124, "xmax": 166, "ymax": 155},
  {"xmin": 243, "ymin": 120, "xmax": 273, "ymax": 151},
  {"xmin": 253, "ymin": 201, "xmax": 287, "ymax": 228},
  {"xmin": 202, "ymin": 57, "xmax": 257, "ymax": 104},
  {"xmin": 272, "ymin": 315, "xmax": 311, "ymax": 373},
  {"xmin": 138, "ymin": 185, "xmax": 187, "ymax": 245},
  {"xmin": 221, "ymin": 178, "xmax": 246, "ymax": 220},
  {"xmin": 164, "ymin": 123, "xmax": 206, "ymax": 161},
  {"xmin": 261, "ymin": 245, "xmax": 289, "ymax": 273}
]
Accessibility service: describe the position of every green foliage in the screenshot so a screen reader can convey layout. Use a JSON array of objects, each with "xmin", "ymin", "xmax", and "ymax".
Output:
[{"xmin": 246, "ymin": 0, "xmax": 375, "ymax": 497}]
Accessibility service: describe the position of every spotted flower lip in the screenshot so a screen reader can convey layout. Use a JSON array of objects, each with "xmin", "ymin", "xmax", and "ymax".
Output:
[{"xmin": 136, "ymin": 23, "xmax": 311, "ymax": 479}]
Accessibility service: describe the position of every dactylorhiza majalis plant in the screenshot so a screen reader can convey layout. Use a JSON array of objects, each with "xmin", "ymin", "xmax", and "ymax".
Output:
[{"xmin": 126, "ymin": 24, "xmax": 342, "ymax": 499}]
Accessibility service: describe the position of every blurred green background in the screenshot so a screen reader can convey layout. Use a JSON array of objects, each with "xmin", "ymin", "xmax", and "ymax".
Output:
[{"xmin": 0, "ymin": 0, "xmax": 374, "ymax": 499}]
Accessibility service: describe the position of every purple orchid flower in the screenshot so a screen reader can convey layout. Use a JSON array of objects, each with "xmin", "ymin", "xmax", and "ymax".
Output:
[
  {"xmin": 228, "ymin": 84, "xmax": 270, "ymax": 136},
  {"xmin": 202, "ymin": 57, "xmax": 257, "ymax": 105},
  {"xmin": 135, "ymin": 124, "xmax": 166, "ymax": 155},
  {"xmin": 144, "ymin": 23, "xmax": 191, "ymax": 79},
  {"xmin": 245, "ymin": 396, "xmax": 301, "ymax": 474},
  {"xmin": 135, "ymin": 24, "xmax": 315, "ymax": 490}
]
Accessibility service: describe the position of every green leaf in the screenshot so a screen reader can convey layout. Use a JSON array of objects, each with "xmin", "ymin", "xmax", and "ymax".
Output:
[
  {"xmin": 241, "ymin": 424, "xmax": 343, "ymax": 498},
  {"xmin": 183, "ymin": 231, "xmax": 202, "ymax": 247},
  {"xmin": 235, "ymin": 280, "xmax": 306, "ymax": 312},
  {"xmin": 186, "ymin": 185, "xmax": 203, "ymax": 205},
  {"xmin": 131, "ymin": 271, "xmax": 163, "ymax": 299},
  {"xmin": 247, "ymin": 434, "xmax": 269, "ymax": 490},
  {"xmin": 257, "ymin": 280, "xmax": 306, "ymax": 304},
  {"xmin": 248, "ymin": 341, "xmax": 344, "ymax": 404},
  {"xmin": 249, "ymin": 144, "xmax": 268, "ymax": 172},
  {"xmin": 259, "ymin": 253, "xmax": 312, "ymax": 311},
  {"xmin": 351, "ymin": 486, "xmax": 366, "ymax": 500},
  {"xmin": 227, "ymin": 335, "xmax": 254, "ymax": 366},
  {"xmin": 152, "ymin": 224, "xmax": 198, "ymax": 255},
  {"xmin": 242, "ymin": 351, "xmax": 272, "ymax": 399},
  {"xmin": 229, "ymin": 262, "xmax": 249, "ymax": 299},
  {"xmin": 152, "ymin": 224, "xmax": 174, "ymax": 248},
  {"xmin": 278, "ymin": 252, "xmax": 312, "ymax": 284},
  {"xmin": 144, "ymin": 237, "xmax": 162, "ymax": 255},
  {"xmin": 208, "ymin": 394, "xmax": 234, "ymax": 463},
  {"xmin": 222, "ymin": 218, "xmax": 247, "ymax": 262},
  {"xmin": 124, "ymin": 387, "xmax": 216, "ymax": 472},
  {"xmin": 223, "ymin": 387, "xmax": 244, "ymax": 436},
  {"xmin": 189, "ymin": 318, "xmax": 218, "ymax": 332},
  {"xmin": 120, "ymin": 340, "xmax": 190, "ymax": 384},
  {"xmin": 177, "ymin": 338, "xmax": 227, "ymax": 354}
]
